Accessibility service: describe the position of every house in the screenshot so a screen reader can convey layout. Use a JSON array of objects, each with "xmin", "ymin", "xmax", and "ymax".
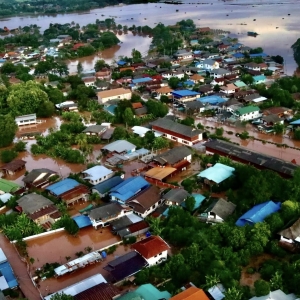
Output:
[
  {"xmin": 163, "ymin": 189, "xmax": 190, "ymax": 206},
  {"xmin": 249, "ymin": 289, "xmax": 297, "ymax": 300},
  {"xmin": 170, "ymin": 287, "xmax": 209, "ymax": 300},
  {"xmin": 203, "ymin": 198, "xmax": 236, "ymax": 223},
  {"xmin": 244, "ymin": 93, "xmax": 267, "ymax": 104},
  {"xmin": 110, "ymin": 176, "xmax": 150, "ymax": 203},
  {"xmin": 253, "ymin": 75, "xmax": 266, "ymax": 84},
  {"xmin": 198, "ymin": 95, "xmax": 226, "ymax": 106},
  {"xmin": 126, "ymin": 186, "xmax": 163, "ymax": 218},
  {"xmin": 97, "ymin": 88, "xmax": 132, "ymax": 104},
  {"xmin": 185, "ymin": 101, "xmax": 205, "ymax": 113},
  {"xmin": 22, "ymin": 168, "xmax": 57, "ymax": 189},
  {"xmin": 91, "ymin": 176, "xmax": 124, "ymax": 197},
  {"xmin": 103, "ymin": 251, "xmax": 148, "ymax": 283},
  {"xmin": 234, "ymin": 80, "xmax": 247, "ymax": 89},
  {"xmin": 116, "ymin": 220, "xmax": 150, "ymax": 239},
  {"xmin": 262, "ymin": 114, "xmax": 284, "ymax": 126},
  {"xmin": 117, "ymin": 284, "xmax": 171, "ymax": 300},
  {"xmin": 278, "ymin": 218, "xmax": 300, "ymax": 245},
  {"xmin": 197, "ymin": 163, "xmax": 235, "ymax": 186},
  {"xmin": 102, "ymin": 140, "xmax": 136, "ymax": 154},
  {"xmin": 0, "ymin": 159, "xmax": 26, "ymax": 176},
  {"xmin": 156, "ymin": 86, "xmax": 174, "ymax": 99},
  {"xmin": 82, "ymin": 77, "xmax": 96, "ymax": 87},
  {"xmin": 198, "ymin": 84, "xmax": 214, "ymax": 95},
  {"xmin": 88, "ymin": 202, "xmax": 132, "ymax": 229},
  {"xmin": 132, "ymin": 77, "xmax": 153, "ymax": 86},
  {"xmin": 82, "ymin": 165, "xmax": 114, "ymax": 185},
  {"xmin": 17, "ymin": 193, "xmax": 61, "ymax": 226},
  {"xmin": 236, "ymin": 201, "xmax": 281, "ymax": 226},
  {"xmin": 190, "ymin": 73, "xmax": 205, "ymax": 83},
  {"xmin": 172, "ymin": 90, "xmax": 201, "ymax": 103},
  {"xmin": 174, "ymin": 49, "xmax": 193, "ymax": 61},
  {"xmin": 150, "ymin": 118, "xmax": 203, "ymax": 146},
  {"xmin": 210, "ymin": 68, "xmax": 231, "ymax": 79},
  {"xmin": 234, "ymin": 105, "xmax": 261, "ymax": 121},
  {"xmin": 0, "ymin": 193, "xmax": 13, "ymax": 205},
  {"xmin": 153, "ymin": 146, "xmax": 192, "ymax": 168},
  {"xmin": 0, "ymin": 248, "xmax": 18, "ymax": 290},
  {"xmin": 144, "ymin": 167, "xmax": 177, "ymax": 183},
  {"xmin": 263, "ymin": 107, "xmax": 292, "ymax": 118},
  {"xmin": 131, "ymin": 235, "xmax": 170, "ymax": 266},
  {"xmin": 132, "ymin": 103, "xmax": 148, "ymax": 117},
  {"xmin": 0, "ymin": 179, "xmax": 21, "ymax": 194},
  {"xmin": 220, "ymin": 83, "xmax": 236, "ymax": 95},
  {"xmin": 111, "ymin": 214, "xmax": 144, "ymax": 234},
  {"xmin": 95, "ymin": 68, "xmax": 111, "ymax": 80},
  {"xmin": 196, "ymin": 59, "xmax": 219, "ymax": 70},
  {"xmin": 244, "ymin": 62, "xmax": 261, "ymax": 71},
  {"xmin": 15, "ymin": 114, "xmax": 37, "ymax": 126},
  {"xmin": 211, "ymin": 77, "xmax": 225, "ymax": 86},
  {"xmin": 82, "ymin": 125, "xmax": 107, "ymax": 136}
]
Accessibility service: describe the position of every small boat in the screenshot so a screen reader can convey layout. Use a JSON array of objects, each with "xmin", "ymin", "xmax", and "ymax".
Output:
[{"xmin": 248, "ymin": 31, "xmax": 258, "ymax": 37}]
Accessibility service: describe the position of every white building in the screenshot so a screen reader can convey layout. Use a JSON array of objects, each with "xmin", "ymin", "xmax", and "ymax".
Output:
[
  {"xmin": 131, "ymin": 235, "xmax": 170, "ymax": 266},
  {"xmin": 196, "ymin": 59, "xmax": 219, "ymax": 70},
  {"xmin": 15, "ymin": 114, "xmax": 37, "ymax": 126},
  {"xmin": 234, "ymin": 105, "xmax": 261, "ymax": 121},
  {"xmin": 82, "ymin": 165, "xmax": 114, "ymax": 185},
  {"xmin": 97, "ymin": 87, "xmax": 132, "ymax": 104}
]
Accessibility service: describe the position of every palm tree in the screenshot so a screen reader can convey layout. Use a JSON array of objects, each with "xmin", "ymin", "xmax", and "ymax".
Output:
[
  {"xmin": 147, "ymin": 217, "xmax": 163, "ymax": 235},
  {"xmin": 270, "ymin": 271, "xmax": 283, "ymax": 290},
  {"xmin": 224, "ymin": 287, "xmax": 243, "ymax": 300},
  {"xmin": 202, "ymin": 274, "xmax": 220, "ymax": 290},
  {"xmin": 75, "ymin": 133, "xmax": 88, "ymax": 151}
]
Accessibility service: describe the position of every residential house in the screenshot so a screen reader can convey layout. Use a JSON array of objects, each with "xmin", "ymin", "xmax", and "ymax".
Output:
[
  {"xmin": 82, "ymin": 165, "xmax": 114, "ymax": 185},
  {"xmin": 236, "ymin": 201, "xmax": 281, "ymax": 226},
  {"xmin": 174, "ymin": 49, "xmax": 194, "ymax": 61},
  {"xmin": 88, "ymin": 202, "xmax": 132, "ymax": 229},
  {"xmin": 263, "ymin": 107, "xmax": 292, "ymax": 118},
  {"xmin": 249, "ymin": 289, "xmax": 297, "ymax": 300},
  {"xmin": 126, "ymin": 186, "xmax": 163, "ymax": 218},
  {"xmin": 278, "ymin": 218, "xmax": 300, "ymax": 245},
  {"xmin": 116, "ymin": 220, "xmax": 150, "ymax": 239},
  {"xmin": 197, "ymin": 163, "xmax": 235, "ymax": 186},
  {"xmin": 46, "ymin": 178, "xmax": 89, "ymax": 206},
  {"xmin": 17, "ymin": 193, "xmax": 61, "ymax": 226},
  {"xmin": 234, "ymin": 80, "xmax": 247, "ymax": 89},
  {"xmin": 55, "ymin": 101, "xmax": 78, "ymax": 112},
  {"xmin": 210, "ymin": 68, "xmax": 231, "ymax": 79},
  {"xmin": 243, "ymin": 93, "xmax": 267, "ymax": 104},
  {"xmin": 171, "ymin": 70, "xmax": 185, "ymax": 80},
  {"xmin": 95, "ymin": 68, "xmax": 111, "ymax": 80},
  {"xmin": 97, "ymin": 88, "xmax": 132, "ymax": 104},
  {"xmin": 131, "ymin": 235, "xmax": 170, "ymax": 266},
  {"xmin": 196, "ymin": 59, "xmax": 219, "ymax": 70},
  {"xmin": 103, "ymin": 251, "xmax": 148, "ymax": 283},
  {"xmin": 15, "ymin": 114, "xmax": 37, "ymax": 126},
  {"xmin": 211, "ymin": 77, "xmax": 225, "ymax": 86},
  {"xmin": 0, "ymin": 179, "xmax": 21, "ymax": 194},
  {"xmin": 22, "ymin": 168, "xmax": 57, "ymax": 189},
  {"xmin": 117, "ymin": 284, "xmax": 171, "ymax": 300},
  {"xmin": 253, "ymin": 75, "xmax": 266, "ymax": 84},
  {"xmin": 190, "ymin": 73, "xmax": 205, "ymax": 83},
  {"xmin": 170, "ymin": 287, "xmax": 209, "ymax": 300},
  {"xmin": 144, "ymin": 167, "xmax": 177, "ymax": 184},
  {"xmin": 198, "ymin": 84, "xmax": 214, "ymax": 95},
  {"xmin": 110, "ymin": 176, "xmax": 150, "ymax": 203},
  {"xmin": 131, "ymin": 77, "xmax": 153, "ymax": 87},
  {"xmin": 185, "ymin": 101, "xmax": 205, "ymax": 113},
  {"xmin": 234, "ymin": 105, "xmax": 261, "ymax": 121},
  {"xmin": 203, "ymin": 198, "xmax": 236, "ymax": 223},
  {"xmin": 0, "ymin": 193, "xmax": 13, "ymax": 205},
  {"xmin": 156, "ymin": 86, "xmax": 174, "ymax": 99},
  {"xmin": 151, "ymin": 118, "xmax": 203, "ymax": 146},
  {"xmin": 132, "ymin": 102, "xmax": 148, "ymax": 117},
  {"xmin": 82, "ymin": 77, "xmax": 96, "ymax": 87},
  {"xmin": 220, "ymin": 83, "xmax": 236, "ymax": 95},
  {"xmin": 91, "ymin": 176, "xmax": 124, "ymax": 198},
  {"xmin": 131, "ymin": 126, "xmax": 161, "ymax": 138},
  {"xmin": 262, "ymin": 114, "xmax": 284, "ymax": 126},
  {"xmin": 172, "ymin": 90, "xmax": 201, "ymax": 103},
  {"xmin": 0, "ymin": 159, "xmax": 26, "ymax": 176},
  {"xmin": 0, "ymin": 248, "xmax": 18, "ymax": 290},
  {"xmin": 110, "ymin": 214, "xmax": 143, "ymax": 235},
  {"xmin": 82, "ymin": 125, "xmax": 107, "ymax": 136},
  {"xmin": 163, "ymin": 189, "xmax": 190, "ymax": 206},
  {"xmin": 244, "ymin": 62, "xmax": 261, "ymax": 71},
  {"xmin": 102, "ymin": 140, "xmax": 136, "ymax": 155}
]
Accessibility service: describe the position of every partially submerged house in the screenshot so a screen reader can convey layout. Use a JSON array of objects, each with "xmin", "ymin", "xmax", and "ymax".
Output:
[
  {"xmin": 102, "ymin": 140, "xmax": 136, "ymax": 155},
  {"xmin": 170, "ymin": 286, "xmax": 209, "ymax": 300},
  {"xmin": 15, "ymin": 114, "xmax": 37, "ymax": 126},
  {"xmin": 82, "ymin": 165, "xmax": 114, "ymax": 185},
  {"xmin": 203, "ymin": 198, "xmax": 236, "ymax": 223},
  {"xmin": 91, "ymin": 176, "xmax": 124, "ymax": 198},
  {"xmin": 278, "ymin": 218, "xmax": 300, "ymax": 245},
  {"xmin": 0, "ymin": 159, "xmax": 26, "ymax": 176},
  {"xmin": 22, "ymin": 168, "xmax": 57, "ymax": 189},
  {"xmin": 0, "ymin": 179, "xmax": 21, "ymax": 194},
  {"xmin": 82, "ymin": 125, "xmax": 107, "ymax": 136},
  {"xmin": 249, "ymin": 289, "xmax": 298, "ymax": 300},
  {"xmin": 0, "ymin": 248, "xmax": 18, "ymax": 290}
]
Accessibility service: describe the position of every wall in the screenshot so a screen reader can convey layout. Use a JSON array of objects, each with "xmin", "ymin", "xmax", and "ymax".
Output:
[{"xmin": 146, "ymin": 250, "xmax": 168, "ymax": 266}]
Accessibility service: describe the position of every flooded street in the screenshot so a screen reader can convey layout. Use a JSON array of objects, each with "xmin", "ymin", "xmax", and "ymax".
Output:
[{"xmin": 0, "ymin": 0, "xmax": 299, "ymax": 74}]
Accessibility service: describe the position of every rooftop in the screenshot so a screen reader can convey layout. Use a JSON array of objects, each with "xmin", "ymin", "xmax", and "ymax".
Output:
[
  {"xmin": 82, "ymin": 166, "xmax": 113, "ymax": 181},
  {"xmin": 162, "ymin": 189, "xmax": 190, "ymax": 204},
  {"xmin": 0, "ymin": 179, "xmax": 20, "ymax": 193},
  {"xmin": 89, "ymin": 202, "xmax": 126, "ymax": 220},
  {"xmin": 205, "ymin": 198, "xmax": 236, "ymax": 220},
  {"xmin": 82, "ymin": 125, "xmax": 107, "ymax": 134},
  {"xmin": 170, "ymin": 287, "xmax": 209, "ymax": 300},
  {"xmin": 172, "ymin": 90, "xmax": 200, "ymax": 98},
  {"xmin": 0, "ymin": 159, "xmax": 26, "ymax": 172},
  {"xmin": 97, "ymin": 88, "xmax": 131, "ymax": 99},
  {"xmin": 144, "ymin": 167, "xmax": 176, "ymax": 181},
  {"xmin": 102, "ymin": 140, "xmax": 136, "ymax": 153},
  {"xmin": 17, "ymin": 193, "xmax": 53, "ymax": 214},
  {"xmin": 197, "ymin": 163, "xmax": 235, "ymax": 184},
  {"xmin": 154, "ymin": 146, "xmax": 192, "ymax": 165},
  {"xmin": 278, "ymin": 218, "xmax": 300, "ymax": 240},
  {"xmin": 46, "ymin": 178, "xmax": 80, "ymax": 196},
  {"xmin": 92, "ymin": 176, "xmax": 124, "ymax": 194},
  {"xmin": 22, "ymin": 168, "xmax": 56, "ymax": 184}
]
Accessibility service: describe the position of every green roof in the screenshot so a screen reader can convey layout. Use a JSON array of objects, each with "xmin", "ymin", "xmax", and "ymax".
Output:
[
  {"xmin": 0, "ymin": 179, "xmax": 20, "ymax": 193},
  {"xmin": 234, "ymin": 80, "xmax": 247, "ymax": 88},
  {"xmin": 236, "ymin": 105, "xmax": 260, "ymax": 115}
]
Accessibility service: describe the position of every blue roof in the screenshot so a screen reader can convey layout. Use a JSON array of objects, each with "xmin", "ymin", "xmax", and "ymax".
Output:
[
  {"xmin": 172, "ymin": 90, "xmax": 200, "ymax": 98},
  {"xmin": 132, "ymin": 77, "xmax": 152, "ymax": 84},
  {"xmin": 236, "ymin": 201, "xmax": 281, "ymax": 226},
  {"xmin": 198, "ymin": 163, "xmax": 235, "ymax": 184},
  {"xmin": 46, "ymin": 178, "xmax": 80, "ymax": 196},
  {"xmin": 72, "ymin": 215, "xmax": 92, "ymax": 228},
  {"xmin": 253, "ymin": 75, "xmax": 266, "ymax": 82},
  {"xmin": 290, "ymin": 119, "xmax": 300, "ymax": 125},
  {"xmin": 0, "ymin": 59, "xmax": 6, "ymax": 62},
  {"xmin": 198, "ymin": 95, "xmax": 226, "ymax": 105},
  {"xmin": 181, "ymin": 193, "xmax": 206, "ymax": 210},
  {"xmin": 117, "ymin": 60, "xmax": 127, "ymax": 65},
  {"xmin": 93, "ymin": 176, "xmax": 124, "ymax": 194},
  {"xmin": 233, "ymin": 53, "xmax": 244, "ymax": 58},
  {"xmin": 184, "ymin": 80, "xmax": 195, "ymax": 86},
  {"xmin": 0, "ymin": 261, "xmax": 18, "ymax": 288},
  {"xmin": 110, "ymin": 176, "xmax": 150, "ymax": 202},
  {"xmin": 194, "ymin": 50, "xmax": 202, "ymax": 54},
  {"xmin": 249, "ymin": 53, "xmax": 268, "ymax": 58}
]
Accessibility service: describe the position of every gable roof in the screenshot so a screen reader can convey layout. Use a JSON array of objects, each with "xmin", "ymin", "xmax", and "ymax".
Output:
[
  {"xmin": 0, "ymin": 159, "xmax": 26, "ymax": 172},
  {"xmin": 82, "ymin": 125, "xmax": 107, "ymax": 134},
  {"xmin": 92, "ymin": 176, "xmax": 124, "ymax": 194},
  {"xmin": 151, "ymin": 118, "xmax": 202, "ymax": 138},
  {"xmin": 144, "ymin": 167, "xmax": 176, "ymax": 181},
  {"xmin": 102, "ymin": 140, "xmax": 136, "ymax": 153},
  {"xmin": 82, "ymin": 166, "xmax": 113, "ymax": 181},
  {"xmin": 170, "ymin": 287, "xmax": 209, "ymax": 300},
  {"xmin": 154, "ymin": 146, "xmax": 192, "ymax": 165},
  {"xmin": 89, "ymin": 202, "xmax": 125, "ymax": 220},
  {"xmin": 235, "ymin": 105, "xmax": 260, "ymax": 115},
  {"xmin": 278, "ymin": 218, "xmax": 300, "ymax": 240},
  {"xmin": 249, "ymin": 289, "xmax": 297, "ymax": 300},
  {"xmin": 17, "ymin": 193, "xmax": 53, "ymax": 214},
  {"xmin": 131, "ymin": 235, "xmax": 169, "ymax": 259},
  {"xmin": 0, "ymin": 179, "xmax": 20, "ymax": 193},
  {"xmin": 97, "ymin": 88, "xmax": 131, "ymax": 99},
  {"xmin": 205, "ymin": 198, "xmax": 236, "ymax": 220},
  {"xmin": 22, "ymin": 168, "xmax": 56, "ymax": 184},
  {"xmin": 110, "ymin": 176, "xmax": 150, "ymax": 202},
  {"xmin": 198, "ymin": 163, "xmax": 235, "ymax": 184},
  {"xmin": 162, "ymin": 189, "xmax": 190, "ymax": 204},
  {"xmin": 236, "ymin": 201, "xmax": 281, "ymax": 226},
  {"xmin": 46, "ymin": 178, "xmax": 80, "ymax": 196}
]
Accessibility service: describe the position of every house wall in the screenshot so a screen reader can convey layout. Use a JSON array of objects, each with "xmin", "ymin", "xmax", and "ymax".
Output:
[
  {"xmin": 207, "ymin": 212, "xmax": 224, "ymax": 222},
  {"xmin": 133, "ymin": 199, "xmax": 164, "ymax": 218},
  {"xmin": 64, "ymin": 193, "xmax": 88, "ymax": 206},
  {"xmin": 237, "ymin": 110, "xmax": 261, "ymax": 121},
  {"xmin": 84, "ymin": 81, "xmax": 95, "ymax": 87},
  {"xmin": 86, "ymin": 172, "xmax": 114, "ymax": 185},
  {"xmin": 280, "ymin": 236, "xmax": 294, "ymax": 244},
  {"xmin": 15, "ymin": 116, "xmax": 37, "ymax": 126},
  {"xmin": 145, "ymin": 250, "xmax": 168, "ymax": 266},
  {"xmin": 98, "ymin": 92, "xmax": 132, "ymax": 104}
]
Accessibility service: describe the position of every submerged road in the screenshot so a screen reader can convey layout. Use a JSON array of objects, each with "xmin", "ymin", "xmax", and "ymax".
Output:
[{"xmin": 0, "ymin": 234, "xmax": 41, "ymax": 300}]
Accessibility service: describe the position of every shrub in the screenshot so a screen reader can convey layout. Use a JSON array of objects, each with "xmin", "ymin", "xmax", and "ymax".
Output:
[
  {"xmin": 0, "ymin": 149, "xmax": 18, "ymax": 163},
  {"xmin": 246, "ymin": 267, "xmax": 255, "ymax": 274},
  {"xmin": 107, "ymin": 245, "xmax": 117, "ymax": 254},
  {"xmin": 254, "ymin": 279, "xmax": 270, "ymax": 296},
  {"xmin": 123, "ymin": 236, "xmax": 137, "ymax": 245}
]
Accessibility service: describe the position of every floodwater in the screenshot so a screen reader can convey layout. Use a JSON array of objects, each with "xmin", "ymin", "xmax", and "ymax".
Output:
[{"xmin": 0, "ymin": 0, "xmax": 299, "ymax": 74}]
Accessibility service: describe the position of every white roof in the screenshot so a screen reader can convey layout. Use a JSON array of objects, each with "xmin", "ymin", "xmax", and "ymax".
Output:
[
  {"xmin": 252, "ymin": 96, "xmax": 268, "ymax": 103},
  {"xmin": 0, "ymin": 248, "xmax": 7, "ymax": 264},
  {"xmin": 208, "ymin": 285, "xmax": 225, "ymax": 300},
  {"xmin": 55, "ymin": 101, "xmax": 76, "ymax": 108},
  {"xmin": 82, "ymin": 166, "xmax": 113, "ymax": 181},
  {"xmin": 0, "ymin": 193, "xmax": 13, "ymax": 204},
  {"xmin": 44, "ymin": 273, "xmax": 106, "ymax": 300},
  {"xmin": 127, "ymin": 213, "xmax": 143, "ymax": 223},
  {"xmin": 249, "ymin": 290, "xmax": 298, "ymax": 300},
  {"xmin": 132, "ymin": 126, "xmax": 162, "ymax": 137},
  {"xmin": 102, "ymin": 140, "xmax": 136, "ymax": 153},
  {"xmin": 0, "ymin": 276, "xmax": 9, "ymax": 291}
]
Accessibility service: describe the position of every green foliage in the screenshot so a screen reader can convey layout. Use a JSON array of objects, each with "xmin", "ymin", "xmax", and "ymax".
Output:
[
  {"xmin": 273, "ymin": 123, "xmax": 285, "ymax": 134},
  {"xmin": 181, "ymin": 117, "xmax": 195, "ymax": 127},
  {"xmin": 14, "ymin": 141, "xmax": 26, "ymax": 152},
  {"xmin": 185, "ymin": 196, "xmax": 196, "ymax": 212},
  {"xmin": 112, "ymin": 127, "xmax": 128, "ymax": 140},
  {"xmin": 294, "ymin": 128, "xmax": 300, "ymax": 140},
  {"xmin": 123, "ymin": 236, "xmax": 137, "ymax": 245},
  {"xmin": 215, "ymin": 127, "xmax": 224, "ymax": 136},
  {"xmin": 271, "ymin": 55, "xmax": 284, "ymax": 64},
  {"xmin": 169, "ymin": 77, "xmax": 180, "ymax": 89},
  {"xmin": 254, "ymin": 279, "xmax": 270, "ymax": 296},
  {"xmin": 0, "ymin": 149, "xmax": 18, "ymax": 163},
  {"xmin": 107, "ymin": 245, "xmax": 117, "ymax": 254},
  {"xmin": 0, "ymin": 114, "xmax": 18, "ymax": 147},
  {"xmin": 52, "ymin": 215, "xmax": 79, "ymax": 236},
  {"xmin": 181, "ymin": 177, "xmax": 197, "ymax": 193},
  {"xmin": 292, "ymin": 38, "xmax": 300, "ymax": 67},
  {"xmin": 145, "ymin": 100, "xmax": 168, "ymax": 118}
]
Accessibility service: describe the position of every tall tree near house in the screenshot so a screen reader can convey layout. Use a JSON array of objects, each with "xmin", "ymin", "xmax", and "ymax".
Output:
[
  {"xmin": 0, "ymin": 114, "xmax": 17, "ymax": 147},
  {"xmin": 292, "ymin": 38, "xmax": 300, "ymax": 67},
  {"xmin": 50, "ymin": 292, "xmax": 74, "ymax": 300},
  {"xmin": 77, "ymin": 62, "xmax": 83, "ymax": 75},
  {"xmin": 185, "ymin": 196, "xmax": 196, "ymax": 212}
]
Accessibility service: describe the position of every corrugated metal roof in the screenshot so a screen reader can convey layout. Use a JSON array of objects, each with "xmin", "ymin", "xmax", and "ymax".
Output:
[{"xmin": 46, "ymin": 178, "xmax": 80, "ymax": 196}]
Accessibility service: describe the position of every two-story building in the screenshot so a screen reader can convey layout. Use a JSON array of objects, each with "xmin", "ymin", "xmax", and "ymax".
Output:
[
  {"xmin": 234, "ymin": 105, "xmax": 261, "ymax": 121},
  {"xmin": 97, "ymin": 88, "xmax": 132, "ymax": 104},
  {"xmin": 171, "ymin": 90, "xmax": 201, "ymax": 103},
  {"xmin": 162, "ymin": 189, "xmax": 190, "ymax": 206},
  {"xmin": 82, "ymin": 165, "xmax": 114, "ymax": 185}
]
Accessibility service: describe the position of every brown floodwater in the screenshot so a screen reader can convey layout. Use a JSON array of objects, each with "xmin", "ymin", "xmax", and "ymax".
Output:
[{"xmin": 0, "ymin": 0, "xmax": 299, "ymax": 74}]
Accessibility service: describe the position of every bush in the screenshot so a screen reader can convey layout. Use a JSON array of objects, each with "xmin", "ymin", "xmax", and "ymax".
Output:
[
  {"xmin": 14, "ymin": 141, "xmax": 26, "ymax": 152},
  {"xmin": 254, "ymin": 279, "xmax": 270, "ymax": 296},
  {"xmin": 123, "ymin": 236, "xmax": 137, "ymax": 245},
  {"xmin": 107, "ymin": 245, "xmax": 117, "ymax": 254},
  {"xmin": 0, "ymin": 149, "xmax": 18, "ymax": 163}
]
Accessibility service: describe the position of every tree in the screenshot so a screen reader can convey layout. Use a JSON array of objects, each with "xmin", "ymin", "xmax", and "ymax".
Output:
[
  {"xmin": 271, "ymin": 55, "xmax": 284, "ymax": 64},
  {"xmin": 144, "ymin": 131, "xmax": 155, "ymax": 146},
  {"xmin": 145, "ymin": 100, "xmax": 168, "ymax": 118},
  {"xmin": 273, "ymin": 123, "xmax": 285, "ymax": 134},
  {"xmin": 181, "ymin": 117, "xmax": 194, "ymax": 126},
  {"xmin": 270, "ymin": 271, "xmax": 283, "ymax": 290},
  {"xmin": 124, "ymin": 107, "xmax": 135, "ymax": 127},
  {"xmin": 112, "ymin": 126, "xmax": 128, "ymax": 140},
  {"xmin": 203, "ymin": 274, "xmax": 220, "ymax": 289},
  {"xmin": 77, "ymin": 62, "xmax": 83, "ymax": 75},
  {"xmin": 169, "ymin": 77, "xmax": 180, "ymax": 89},
  {"xmin": 215, "ymin": 127, "xmax": 224, "ymax": 136},
  {"xmin": 185, "ymin": 196, "xmax": 196, "ymax": 212},
  {"xmin": 50, "ymin": 292, "xmax": 74, "ymax": 300},
  {"xmin": 0, "ymin": 149, "xmax": 18, "ymax": 163},
  {"xmin": 292, "ymin": 38, "xmax": 300, "ymax": 67},
  {"xmin": 213, "ymin": 84, "xmax": 220, "ymax": 92},
  {"xmin": 0, "ymin": 114, "xmax": 18, "ymax": 147},
  {"xmin": 153, "ymin": 137, "xmax": 169, "ymax": 150},
  {"xmin": 294, "ymin": 128, "xmax": 300, "ymax": 140},
  {"xmin": 224, "ymin": 286, "xmax": 243, "ymax": 300},
  {"xmin": 131, "ymin": 48, "xmax": 142, "ymax": 63},
  {"xmin": 94, "ymin": 59, "xmax": 108, "ymax": 72},
  {"xmin": 241, "ymin": 74, "xmax": 254, "ymax": 85},
  {"xmin": 254, "ymin": 279, "xmax": 270, "ymax": 296},
  {"xmin": 46, "ymin": 88, "xmax": 65, "ymax": 104}
]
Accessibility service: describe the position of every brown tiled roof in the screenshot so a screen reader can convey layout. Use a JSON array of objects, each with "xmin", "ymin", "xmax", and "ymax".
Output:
[
  {"xmin": 0, "ymin": 159, "xmax": 26, "ymax": 172},
  {"xmin": 60, "ymin": 185, "xmax": 89, "ymax": 201},
  {"xmin": 74, "ymin": 282, "xmax": 121, "ymax": 300},
  {"xmin": 132, "ymin": 102, "xmax": 143, "ymax": 109},
  {"xmin": 131, "ymin": 235, "xmax": 169, "ymax": 259},
  {"xmin": 127, "ymin": 220, "xmax": 149, "ymax": 233},
  {"xmin": 170, "ymin": 287, "xmax": 209, "ymax": 300},
  {"xmin": 29, "ymin": 205, "xmax": 58, "ymax": 221}
]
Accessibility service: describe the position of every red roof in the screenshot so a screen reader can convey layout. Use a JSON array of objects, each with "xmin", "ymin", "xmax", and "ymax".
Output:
[
  {"xmin": 74, "ymin": 283, "xmax": 121, "ymax": 300},
  {"xmin": 151, "ymin": 74, "xmax": 163, "ymax": 81},
  {"xmin": 131, "ymin": 235, "xmax": 169, "ymax": 259},
  {"xmin": 72, "ymin": 43, "xmax": 85, "ymax": 50},
  {"xmin": 132, "ymin": 102, "xmax": 143, "ymax": 109}
]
